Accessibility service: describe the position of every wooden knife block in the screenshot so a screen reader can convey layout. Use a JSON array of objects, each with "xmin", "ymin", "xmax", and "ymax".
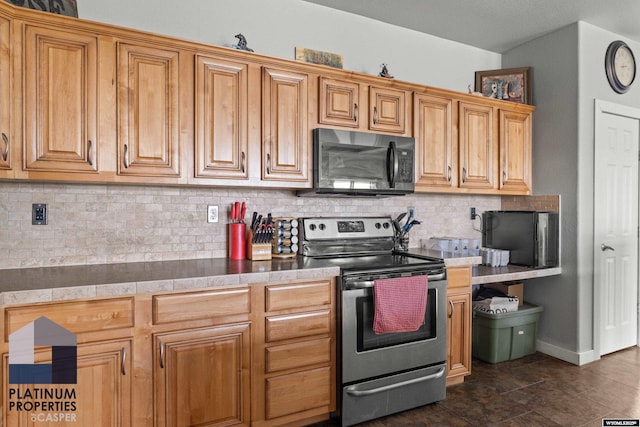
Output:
[{"xmin": 246, "ymin": 231, "xmax": 272, "ymax": 260}]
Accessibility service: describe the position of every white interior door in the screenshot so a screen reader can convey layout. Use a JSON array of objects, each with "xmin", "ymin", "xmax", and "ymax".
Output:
[{"xmin": 594, "ymin": 100, "xmax": 639, "ymax": 356}]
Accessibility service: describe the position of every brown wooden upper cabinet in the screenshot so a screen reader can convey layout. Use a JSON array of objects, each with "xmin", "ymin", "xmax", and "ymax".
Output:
[
  {"xmin": 414, "ymin": 93, "xmax": 456, "ymax": 189},
  {"xmin": 194, "ymin": 54, "xmax": 249, "ymax": 180},
  {"xmin": 459, "ymin": 101, "xmax": 497, "ymax": 190},
  {"xmin": 262, "ymin": 66, "xmax": 309, "ymax": 182},
  {"xmin": 0, "ymin": 14, "xmax": 10, "ymax": 177},
  {"xmin": 318, "ymin": 77, "xmax": 410, "ymax": 135},
  {"xmin": 499, "ymin": 108, "xmax": 532, "ymax": 193},
  {"xmin": 117, "ymin": 42, "xmax": 180, "ymax": 178},
  {"xmin": 22, "ymin": 23, "xmax": 98, "ymax": 173}
]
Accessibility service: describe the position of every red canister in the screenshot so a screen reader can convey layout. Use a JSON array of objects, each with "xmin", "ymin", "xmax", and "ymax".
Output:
[{"xmin": 229, "ymin": 223, "xmax": 246, "ymax": 260}]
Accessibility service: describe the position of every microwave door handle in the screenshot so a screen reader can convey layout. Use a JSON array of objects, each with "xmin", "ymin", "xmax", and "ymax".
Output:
[{"xmin": 387, "ymin": 141, "xmax": 398, "ymax": 188}]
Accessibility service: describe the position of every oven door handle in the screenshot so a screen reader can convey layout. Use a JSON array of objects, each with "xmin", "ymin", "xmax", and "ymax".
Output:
[
  {"xmin": 344, "ymin": 273, "xmax": 446, "ymax": 289},
  {"xmin": 344, "ymin": 367, "xmax": 445, "ymax": 397}
]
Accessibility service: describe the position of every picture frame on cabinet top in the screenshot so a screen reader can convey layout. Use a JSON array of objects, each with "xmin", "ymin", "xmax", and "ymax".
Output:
[{"xmin": 475, "ymin": 67, "xmax": 531, "ymax": 104}]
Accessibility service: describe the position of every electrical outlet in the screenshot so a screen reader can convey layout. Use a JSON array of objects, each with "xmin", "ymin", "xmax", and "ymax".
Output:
[
  {"xmin": 32, "ymin": 203, "xmax": 47, "ymax": 225},
  {"xmin": 470, "ymin": 207, "xmax": 476, "ymax": 220},
  {"xmin": 207, "ymin": 205, "xmax": 219, "ymax": 223}
]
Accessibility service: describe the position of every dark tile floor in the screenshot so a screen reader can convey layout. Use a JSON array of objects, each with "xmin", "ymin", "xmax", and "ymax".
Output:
[{"xmin": 314, "ymin": 347, "xmax": 640, "ymax": 426}]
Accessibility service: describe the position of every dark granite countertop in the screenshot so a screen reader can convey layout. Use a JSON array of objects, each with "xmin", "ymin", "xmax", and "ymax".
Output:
[{"xmin": 0, "ymin": 252, "xmax": 561, "ymax": 306}]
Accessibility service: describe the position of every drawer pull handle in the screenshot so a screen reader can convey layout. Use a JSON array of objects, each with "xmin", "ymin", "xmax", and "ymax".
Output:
[
  {"xmin": 345, "ymin": 368, "xmax": 445, "ymax": 397},
  {"xmin": 447, "ymin": 165, "xmax": 452, "ymax": 183},
  {"xmin": 266, "ymin": 153, "xmax": 271, "ymax": 175},
  {"xmin": 120, "ymin": 347, "xmax": 127, "ymax": 375},
  {"xmin": 373, "ymin": 106, "xmax": 378, "ymax": 124},
  {"xmin": 462, "ymin": 167, "xmax": 467, "ymax": 183},
  {"xmin": 241, "ymin": 151, "xmax": 246, "ymax": 174},
  {"xmin": 354, "ymin": 103, "xmax": 358, "ymax": 122},
  {"xmin": 449, "ymin": 299, "xmax": 454, "ymax": 318}
]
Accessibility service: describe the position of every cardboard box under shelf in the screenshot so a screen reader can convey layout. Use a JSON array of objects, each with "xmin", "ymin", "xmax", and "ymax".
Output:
[
  {"xmin": 472, "ymin": 303, "xmax": 543, "ymax": 363},
  {"xmin": 483, "ymin": 282, "xmax": 524, "ymax": 306}
]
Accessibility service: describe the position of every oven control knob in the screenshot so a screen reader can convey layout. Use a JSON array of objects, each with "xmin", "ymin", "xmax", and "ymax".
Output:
[
  {"xmin": 375, "ymin": 222, "xmax": 381, "ymax": 229},
  {"xmin": 309, "ymin": 224, "xmax": 316, "ymax": 231},
  {"xmin": 383, "ymin": 222, "xmax": 390, "ymax": 229},
  {"xmin": 319, "ymin": 223, "xmax": 326, "ymax": 231}
]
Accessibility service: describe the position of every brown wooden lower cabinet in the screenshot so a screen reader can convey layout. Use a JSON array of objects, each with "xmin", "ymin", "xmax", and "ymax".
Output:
[
  {"xmin": 0, "ymin": 278, "xmax": 335, "ymax": 427},
  {"xmin": 446, "ymin": 265, "xmax": 473, "ymax": 386},
  {"xmin": 3, "ymin": 339, "xmax": 132, "ymax": 427},
  {"xmin": 153, "ymin": 323, "xmax": 251, "ymax": 427}
]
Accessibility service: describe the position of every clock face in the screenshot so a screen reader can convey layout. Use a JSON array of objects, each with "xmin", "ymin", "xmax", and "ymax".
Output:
[
  {"xmin": 615, "ymin": 46, "xmax": 635, "ymax": 87},
  {"xmin": 606, "ymin": 41, "xmax": 636, "ymax": 93}
]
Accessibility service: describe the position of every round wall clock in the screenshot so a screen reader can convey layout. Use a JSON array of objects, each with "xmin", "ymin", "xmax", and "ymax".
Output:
[{"xmin": 605, "ymin": 40, "xmax": 636, "ymax": 94}]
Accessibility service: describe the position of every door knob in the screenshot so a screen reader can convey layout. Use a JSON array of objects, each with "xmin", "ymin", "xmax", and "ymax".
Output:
[{"xmin": 600, "ymin": 244, "xmax": 615, "ymax": 251}]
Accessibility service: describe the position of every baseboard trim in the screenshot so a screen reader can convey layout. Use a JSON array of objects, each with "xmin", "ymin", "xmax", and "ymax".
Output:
[{"xmin": 536, "ymin": 340, "xmax": 599, "ymax": 366}]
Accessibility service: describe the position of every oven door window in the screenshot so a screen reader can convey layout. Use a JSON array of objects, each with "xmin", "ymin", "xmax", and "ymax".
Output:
[{"xmin": 356, "ymin": 288, "xmax": 437, "ymax": 351}]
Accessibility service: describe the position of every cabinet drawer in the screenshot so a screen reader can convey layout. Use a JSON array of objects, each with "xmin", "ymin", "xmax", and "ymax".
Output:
[
  {"xmin": 153, "ymin": 287, "xmax": 250, "ymax": 325},
  {"xmin": 447, "ymin": 266, "xmax": 472, "ymax": 290},
  {"xmin": 265, "ymin": 311, "xmax": 330, "ymax": 342},
  {"xmin": 5, "ymin": 297, "xmax": 134, "ymax": 341},
  {"xmin": 265, "ymin": 338, "xmax": 331, "ymax": 373},
  {"xmin": 265, "ymin": 367, "xmax": 331, "ymax": 419},
  {"xmin": 265, "ymin": 280, "xmax": 331, "ymax": 312}
]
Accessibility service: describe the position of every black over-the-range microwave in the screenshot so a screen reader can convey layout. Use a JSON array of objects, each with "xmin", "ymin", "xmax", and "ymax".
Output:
[{"xmin": 297, "ymin": 128, "xmax": 415, "ymax": 197}]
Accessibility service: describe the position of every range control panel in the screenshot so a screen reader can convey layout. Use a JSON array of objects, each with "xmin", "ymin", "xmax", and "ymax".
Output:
[{"xmin": 301, "ymin": 217, "xmax": 394, "ymax": 240}]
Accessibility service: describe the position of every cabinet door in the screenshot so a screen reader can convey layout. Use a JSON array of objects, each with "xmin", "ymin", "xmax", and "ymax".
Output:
[
  {"xmin": 117, "ymin": 42, "xmax": 180, "ymax": 177},
  {"xmin": 23, "ymin": 24, "xmax": 98, "ymax": 173},
  {"xmin": 459, "ymin": 101, "xmax": 496, "ymax": 189},
  {"xmin": 262, "ymin": 67, "xmax": 309, "ymax": 182},
  {"xmin": 0, "ymin": 15, "xmax": 10, "ymax": 175},
  {"xmin": 4, "ymin": 340, "xmax": 132, "ymax": 427},
  {"xmin": 369, "ymin": 86, "xmax": 408, "ymax": 134},
  {"xmin": 414, "ymin": 93, "xmax": 456, "ymax": 189},
  {"xmin": 195, "ymin": 55, "xmax": 249, "ymax": 179},
  {"xmin": 447, "ymin": 291, "xmax": 471, "ymax": 383},
  {"xmin": 154, "ymin": 323, "xmax": 251, "ymax": 427},
  {"xmin": 318, "ymin": 77, "xmax": 360, "ymax": 128},
  {"xmin": 499, "ymin": 109, "xmax": 532, "ymax": 193}
]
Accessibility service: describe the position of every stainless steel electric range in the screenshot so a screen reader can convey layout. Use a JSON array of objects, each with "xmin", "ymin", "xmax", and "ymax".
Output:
[{"xmin": 300, "ymin": 217, "xmax": 447, "ymax": 427}]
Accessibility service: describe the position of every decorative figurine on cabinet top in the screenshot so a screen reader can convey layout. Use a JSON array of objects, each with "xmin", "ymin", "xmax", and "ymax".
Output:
[
  {"xmin": 379, "ymin": 63, "xmax": 394, "ymax": 79},
  {"xmin": 233, "ymin": 33, "xmax": 254, "ymax": 52}
]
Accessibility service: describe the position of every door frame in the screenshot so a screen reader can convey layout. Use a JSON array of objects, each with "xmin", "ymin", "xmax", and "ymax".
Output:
[{"xmin": 593, "ymin": 99, "xmax": 640, "ymax": 357}]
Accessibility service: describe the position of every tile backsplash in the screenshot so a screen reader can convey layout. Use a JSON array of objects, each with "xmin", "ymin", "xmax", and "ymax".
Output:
[{"xmin": 0, "ymin": 182, "xmax": 501, "ymax": 270}]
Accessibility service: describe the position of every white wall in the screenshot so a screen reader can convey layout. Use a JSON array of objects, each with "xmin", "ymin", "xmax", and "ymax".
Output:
[{"xmin": 77, "ymin": 0, "xmax": 500, "ymax": 92}]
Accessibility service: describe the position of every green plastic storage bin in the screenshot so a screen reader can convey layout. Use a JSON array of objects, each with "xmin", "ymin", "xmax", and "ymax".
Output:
[{"xmin": 472, "ymin": 303, "xmax": 543, "ymax": 363}]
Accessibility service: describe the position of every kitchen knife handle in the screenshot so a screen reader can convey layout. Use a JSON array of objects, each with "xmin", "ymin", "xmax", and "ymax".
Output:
[
  {"xmin": 241, "ymin": 151, "xmax": 246, "ymax": 174},
  {"xmin": 266, "ymin": 153, "xmax": 271, "ymax": 175},
  {"xmin": 373, "ymin": 106, "xmax": 378, "ymax": 124},
  {"xmin": 159, "ymin": 340, "xmax": 165, "ymax": 368},
  {"xmin": 87, "ymin": 140, "xmax": 93, "ymax": 167},
  {"xmin": 123, "ymin": 144, "xmax": 129, "ymax": 169},
  {"xmin": 354, "ymin": 103, "xmax": 358, "ymax": 122},
  {"xmin": 1, "ymin": 132, "xmax": 8, "ymax": 162},
  {"xmin": 120, "ymin": 346, "xmax": 127, "ymax": 375}
]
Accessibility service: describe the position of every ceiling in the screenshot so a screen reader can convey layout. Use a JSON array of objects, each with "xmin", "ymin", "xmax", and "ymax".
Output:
[{"xmin": 302, "ymin": 0, "xmax": 640, "ymax": 53}]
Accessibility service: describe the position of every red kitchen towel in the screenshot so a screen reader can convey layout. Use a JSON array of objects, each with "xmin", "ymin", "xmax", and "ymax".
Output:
[{"xmin": 373, "ymin": 275, "xmax": 428, "ymax": 334}]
